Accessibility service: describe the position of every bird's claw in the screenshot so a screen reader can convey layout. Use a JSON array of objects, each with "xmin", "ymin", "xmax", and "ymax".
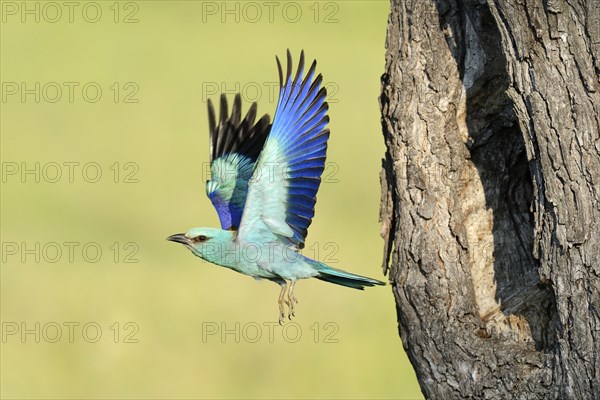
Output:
[
  {"xmin": 278, "ymin": 303, "xmax": 288, "ymax": 325},
  {"xmin": 278, "ymin": 311, "xmax": 295, "ymax": 324},
  {"xmin": 277, "ymin": 280, "xmax": 298, "ymax": 324}
]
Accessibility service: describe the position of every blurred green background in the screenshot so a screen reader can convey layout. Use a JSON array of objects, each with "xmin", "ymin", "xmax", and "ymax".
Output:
[{"xmin": 0, "ymin": 1, "xmax": 422, "ymax": 398}]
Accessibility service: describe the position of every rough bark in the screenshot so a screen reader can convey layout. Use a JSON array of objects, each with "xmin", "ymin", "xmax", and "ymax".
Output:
[{"xmin": 379, "ymin": 0, "xmax": 600, "ymax": 398}]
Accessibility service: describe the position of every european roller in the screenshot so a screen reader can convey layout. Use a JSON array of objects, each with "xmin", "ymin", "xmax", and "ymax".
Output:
[{"xmin": 168, "ymin": 50, "xmax": 384, "ymax": 323}]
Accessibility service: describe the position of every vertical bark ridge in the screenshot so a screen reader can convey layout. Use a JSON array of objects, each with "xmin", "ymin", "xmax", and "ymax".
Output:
[{"xmin": 380, "ymin": 0, "xmax": 599, "ymax": 398}]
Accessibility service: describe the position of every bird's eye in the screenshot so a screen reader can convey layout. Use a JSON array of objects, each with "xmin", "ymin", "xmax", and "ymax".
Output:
[{"xmin": 195, "ymin": 235, "xmax": 208, "ymax": 242}]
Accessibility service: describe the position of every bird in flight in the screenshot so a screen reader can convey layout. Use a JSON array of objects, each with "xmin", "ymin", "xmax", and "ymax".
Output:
[{"xmin": 168, "ymin": 50, "xmax": 384, "ymax": 324}]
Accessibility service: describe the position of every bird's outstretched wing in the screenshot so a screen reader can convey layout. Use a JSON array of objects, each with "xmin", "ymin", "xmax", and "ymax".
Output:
[
  {"xmin": 206, "ymin": 94, "xmax": 271, "ymax": 230},
  {"xmin": 238, "ymin": 50, "xmax": 329, "ymax": 249}
]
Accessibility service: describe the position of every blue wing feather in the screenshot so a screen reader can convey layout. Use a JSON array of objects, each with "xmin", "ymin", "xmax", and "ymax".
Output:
[
  {"xmin": 268, "ymin": 50, "xmax": 330, "ymax": 247},
  {"xmin": 238, "ymin": 50, "xmax": 330, "ymax": 249}
]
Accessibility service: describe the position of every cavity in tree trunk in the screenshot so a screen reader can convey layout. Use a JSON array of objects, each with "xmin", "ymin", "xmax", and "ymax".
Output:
[{"xmin": 379, "ymin": 0, "xmax": 600, "ymax": 398}]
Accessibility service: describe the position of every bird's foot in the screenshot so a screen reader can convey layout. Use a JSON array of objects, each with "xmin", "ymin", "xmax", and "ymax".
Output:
[
  {"xmin": 278, "ymin": 300, "xmax": 290, "ymax": 325},
  {"xmin": 287, "ymin": 298, "xmax": 296, "ymax": 320},
  {"xmin": 278, "ymin": 281, "xmax": 290, "ymax": 325},
  {"xmin": 287, "ymin": 280, "xmax": 298, "ymax": 319},
  {"xmin": 277, "ymin": 280, "xmax": 300, "ymax": 324}
]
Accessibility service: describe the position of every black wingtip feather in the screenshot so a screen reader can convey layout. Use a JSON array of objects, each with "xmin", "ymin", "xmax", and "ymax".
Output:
[
  {"xmin": 276, "ymin": 56, "xmax": 283, "ymax": 87},
  {"xmin": 207, "ymin": 99, "xmax": 217, "ymax": 158},
  {"xmin": 207, "ymin": 95, "xmax": 271, "ymax": 163},
  {"xmin": 219, "ymin": 94, "xmax": 228, "ymax": 124},
  {"xmin": 293, "ymin": 51, "xmax": 305, "ymax": 87},
  {"xmin": 285, "ymin": 49, "xmax": 292, "ymax": 86},
  {"xmin": 232, "ymin": 94, "xmax": 242, "ymax": 125}
]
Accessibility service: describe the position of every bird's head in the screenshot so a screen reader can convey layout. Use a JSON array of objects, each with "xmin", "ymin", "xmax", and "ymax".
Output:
[{"xmin": 166, "ymin": 227, "xmax": 233, "ymax": 262}]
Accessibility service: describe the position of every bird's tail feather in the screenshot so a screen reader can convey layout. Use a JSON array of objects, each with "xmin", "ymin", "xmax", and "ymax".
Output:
[{"xmin": 309, "ymin": 260, "xmax": 385, "ymax": 290}]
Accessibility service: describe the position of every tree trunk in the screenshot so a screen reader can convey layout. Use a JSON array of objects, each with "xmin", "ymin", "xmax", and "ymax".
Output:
[{"xmin": 379, "ymin": 0, "xmax": 600, "ymax": 398}]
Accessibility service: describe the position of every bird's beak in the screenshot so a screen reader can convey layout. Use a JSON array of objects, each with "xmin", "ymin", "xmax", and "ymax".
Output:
[{"xmin": 166, "ymin": 233, "xmax": 189, "ymax": 245}]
